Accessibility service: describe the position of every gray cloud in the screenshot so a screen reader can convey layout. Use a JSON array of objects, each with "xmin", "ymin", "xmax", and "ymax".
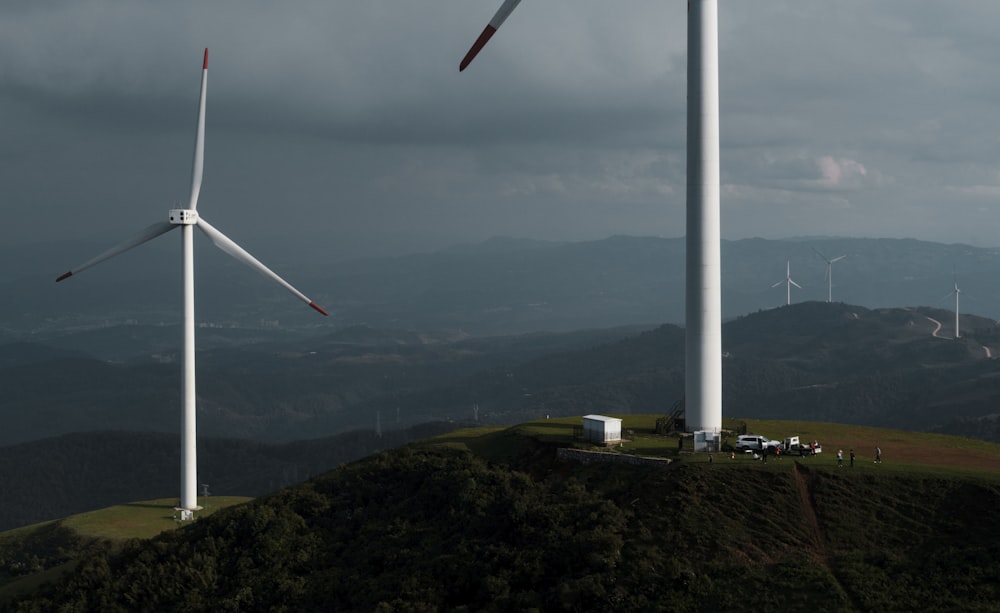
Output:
[{"xmin": 3, "ymin": 1, "xmax": 1000, "ymax": 258}]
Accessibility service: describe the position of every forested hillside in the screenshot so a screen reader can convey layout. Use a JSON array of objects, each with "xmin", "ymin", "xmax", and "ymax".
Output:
[
  {"xmin": 6, "ymin": 422, "xmax": 1000, "ymax": 611},
  {"xmin": 0, "ymin": 423, "xmax": 457, "ymax": 532}
]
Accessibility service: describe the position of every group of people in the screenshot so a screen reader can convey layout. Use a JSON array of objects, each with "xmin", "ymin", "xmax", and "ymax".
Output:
[{"xmin": 837, "ymin": 446, "xmax": 881, "ymax": 467}]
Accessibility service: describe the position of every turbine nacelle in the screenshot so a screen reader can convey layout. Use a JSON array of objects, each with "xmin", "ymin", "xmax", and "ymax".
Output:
[{"xmin": 169, "ymin": 209, "xmax": 199, "ymax": 225}]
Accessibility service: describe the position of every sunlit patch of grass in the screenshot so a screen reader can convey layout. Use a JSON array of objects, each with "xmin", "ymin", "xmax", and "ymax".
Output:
[
  {"xmin": 427, "ymin": 415, "xmax": 1000, "ymax": 479},
  {"xmin": 62, "ymin": 496, "xmax": 253, "ymax": 541}
]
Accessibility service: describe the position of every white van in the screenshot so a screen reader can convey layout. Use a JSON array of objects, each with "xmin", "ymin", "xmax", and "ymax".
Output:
[{"xmin": 735, "ymin": 435, "xmax": 770, "ymax": 451}]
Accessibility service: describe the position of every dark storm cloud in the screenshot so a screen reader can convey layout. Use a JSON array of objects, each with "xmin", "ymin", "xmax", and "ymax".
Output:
[{"xmin": 3, "ymin": 1, "xmax": 1000, "ymax": 255}]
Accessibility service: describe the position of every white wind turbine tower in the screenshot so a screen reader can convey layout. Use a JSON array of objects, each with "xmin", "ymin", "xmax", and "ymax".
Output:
[
  {"xmin": 460, "ymin": 0, "xmax": 723, "ymax": 433},
  {"xmin": 771, "ymin": 260, "xmax": 801, "ymax": 306},
  {"xmin": 947, "ymin": 280, "xmax": 962, "ymax": 339},
  {"xmin": 813, "ymin": 248, "xmax": 846, "ymax": 303},
  {"xmin": 56, "ymin": 49, "xmax": 328, "ymax": 520}
]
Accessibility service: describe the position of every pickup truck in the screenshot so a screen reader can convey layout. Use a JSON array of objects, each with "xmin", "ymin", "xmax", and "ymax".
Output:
[{"xmin": 782, "ymin": 436, "xmax": 821, "ymax": 456}]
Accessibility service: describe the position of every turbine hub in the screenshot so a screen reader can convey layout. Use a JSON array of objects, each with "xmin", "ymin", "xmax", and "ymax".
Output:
[{"xmin": 169, "ymin": 209, "xmax": 199, "ymax": 225}]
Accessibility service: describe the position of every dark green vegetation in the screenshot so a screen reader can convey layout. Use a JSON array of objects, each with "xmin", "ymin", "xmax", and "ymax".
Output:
[
  {"xmin": 0, "ymin": 324, "xmax": 647, "ymax": 445},
  {"xmin": 6, "ymin": 300, "xmax": 1000, "ymax": 450},
  {"xmin": 0, "ymin": 423, "xmax": 457, "ymax": 532},
  {"xmin": 6, "ymin": 300, "xmax": 1000, "ymax": 534},
  {"xmin": 4, "ymin": 418, "xmax": 1000, "ymax": 612},
  {"xmin": 0, "ymin": 497, "xmax": 250, "ymax": 604},
  {"xmin": 6, "ymin": 235, "xmax": 1000, "ymax": 449}
]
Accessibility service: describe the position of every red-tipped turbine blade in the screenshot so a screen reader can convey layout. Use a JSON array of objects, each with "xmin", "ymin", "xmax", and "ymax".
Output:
[
  {"xmin": 188, "ymin": 48, "xmax": 208, "ymax": 211},
  {"xmin": 459, "ymin": 0, "xmax": 523, "ymax": 71},
  {"xmin": 195, "ymin": 217, "xmax": 328, "ymax": 317},
  {"xmin": 55, "ymin": 221, "xmax": 177, "ymax": 282},
  {"xmin": 460, "ymin": 25, "xmax": 497, "ymax": 71}
]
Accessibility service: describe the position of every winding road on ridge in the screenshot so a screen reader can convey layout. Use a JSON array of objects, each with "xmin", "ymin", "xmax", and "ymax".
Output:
[
  {"xmin": 925, "ymin": 316, "xmax": 943, "ymax": 338},
  {"xmin": 925, "ymin": 315, "xmax": 992, "ymax": 357}
]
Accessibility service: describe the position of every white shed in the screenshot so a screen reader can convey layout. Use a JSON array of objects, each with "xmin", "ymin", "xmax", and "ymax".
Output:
[{"xmin": 582, "ymin": 414, "xmax": 623, "ymax": 445}]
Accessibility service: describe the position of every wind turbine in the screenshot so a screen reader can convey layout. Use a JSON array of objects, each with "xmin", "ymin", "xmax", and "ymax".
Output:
[
  {"xmin": 56, "ymin": 49, "xmax": 328, "ymax": 520},
  {"xmin": 813, "ymin": 247, "xmax": 846, "ymax": 303},
  {"xmin": 460, "ymin": 0, "xmax": 723, "ymax": 433},
  {"xmin": 946, "ymin": 280, "xmax": 962, "ymax": 339},
  {"xmin": 771, "ymin": 260, "xmax": 801, "ymax": 306}
]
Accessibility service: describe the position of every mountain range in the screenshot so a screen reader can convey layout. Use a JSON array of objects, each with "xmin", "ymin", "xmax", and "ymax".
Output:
[
  {"xmin": 4, "ymin": 299, "xmax": 1000, "ymax": 533},
  {"xmin": 5, "ymin": 234, "xmax": 1000, "ymax": 535},
  {"xmin": 5, "ymin": 235, "xmax": 1000, "ymax": 339}
]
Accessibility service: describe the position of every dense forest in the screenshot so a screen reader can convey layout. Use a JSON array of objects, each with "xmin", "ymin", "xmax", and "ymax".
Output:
[
  {"xmin": 6, "ymin": 429, "xmax": 1000, "ymax": 611},
  {"xmin": 0, "ymin": 423, "xmax": 458, "ymax": 532}
]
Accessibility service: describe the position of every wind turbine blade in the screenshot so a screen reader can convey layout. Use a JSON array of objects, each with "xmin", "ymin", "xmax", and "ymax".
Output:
[
  {"xmin": 770, "ymin": 280, "xmax": 783, "ymax": 289},
  {"xmin": 56, "ymin": 221, "xmax": 177, "ymax": 281},
  {"xmin": 460, "ymin": 0, "xmax": 523, "ymax": 71},
  {"xmin": 790, "ymin": 280, "xmax": 803, "ymax": 289},
  {"xmin": 811, "ymin": 246, "xmax": 829, "ymax": 262},
  {"xmin": 831, "ymin": 255, "xmax": 846, "ymax": 263},
  {"xmin": 188, "ymin": 49, "xmax": 208, "ymax": 211},
  {"xmin": 195, "ymin": 217, "xmax": 328, "ymax": 316}
]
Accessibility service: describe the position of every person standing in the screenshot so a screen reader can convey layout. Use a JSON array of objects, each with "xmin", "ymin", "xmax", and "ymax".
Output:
[
  {"xmin": 875, "ymin": 446, "xmax": 882, "ymax": 464},
  {"xmin": 849, "ymin": 449, "xmax": 855, "ymax": 467},
  {"xmin": 837, "ymin": 449, "xmax": 843, "ymax": 467}
]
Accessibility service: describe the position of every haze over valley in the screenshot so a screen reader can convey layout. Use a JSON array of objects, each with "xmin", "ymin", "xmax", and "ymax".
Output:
[{"xmin": 4, "ymin": 235, "xmax": 1000, "ymax": 531}]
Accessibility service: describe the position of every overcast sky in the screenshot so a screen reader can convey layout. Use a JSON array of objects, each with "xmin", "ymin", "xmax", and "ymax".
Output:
[{"xmin": 3, "ymin": 1, "xmax": 1000, "ymax": 261}]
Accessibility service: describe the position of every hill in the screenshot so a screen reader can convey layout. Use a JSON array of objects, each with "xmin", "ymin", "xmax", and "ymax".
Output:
[
  {"xmin": 6, "ymin": 301, "xmax": 1000, "ymax": 529},
  {"xmin": 9, "ymin": 300, "xmax": 1000, "ymax": 449},
  {"xmin": 7, "ymin": 301, "xmax": 1000, "ymax": 538},
  {"xmin": 8, "ymin": 235, "xmax": 1000, "ymax": 340},
  {"xmin": 395, "ymin": 301, "xmax": 1000, "ymax": 439},
  {"xmin": 4, "ymin": 417, "xmax": 1000, "ymax": 611},
  {"xmin": 0, "ymin": 325, "xmax": 646, "ymax": 445},
  {"xmin": 0, "ymin": 423, "xmax": 458, "ymax": 532}
]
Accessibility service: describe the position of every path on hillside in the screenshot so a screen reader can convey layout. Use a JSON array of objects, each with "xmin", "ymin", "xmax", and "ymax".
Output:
[
  {"xmin": 789, "ymin": 463, "xmax": 862, "ymax": 607},
  {"xmin": 925, "ymin": 315, "xmax": 992, "ymax": 357},
  {"xmin": 925, "ymin": 316, "xmax": 943, "ymax": 338},
  {"xmin": 792, "ymin": 461, "xmax": 864, "ymax": 611},
  {"xmin": 791, "ymin": 463, "xmax": 826, "ymax": 560}
]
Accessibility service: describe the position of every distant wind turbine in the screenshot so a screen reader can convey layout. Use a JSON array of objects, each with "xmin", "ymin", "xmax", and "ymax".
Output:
[
  {"xmin": 55, "ymin": 49, "xmax": 328, "ymax": 520},
  {"xmin": 946, "ymin": 281, "xmax": 962, "ymax": 339},
  {"xmin": 771, "ymin": 260, "xmax": 801, "ymax": 306},
  {"xmin": 813, "ymin": 248, "xmax": 846, "ymax": 303},
  {"xmin": 459, "ymin": 0, "xmax": 724, "ymax": 434}
]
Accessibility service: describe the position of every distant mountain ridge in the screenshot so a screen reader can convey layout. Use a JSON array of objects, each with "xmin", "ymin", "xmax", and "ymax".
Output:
[
  {"xmin": 7, "ymin": 235, "xmax": 1000, "ymax": 339},
  {"xmin": 4, "ymin": 302, "xmax": 1000, "ymax": 455}
]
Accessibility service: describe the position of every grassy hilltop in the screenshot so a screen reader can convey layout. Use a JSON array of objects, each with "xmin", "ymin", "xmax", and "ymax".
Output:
[{"xmin": 3, "ymin": 416, "xmax": 1000, "ymax": 611}]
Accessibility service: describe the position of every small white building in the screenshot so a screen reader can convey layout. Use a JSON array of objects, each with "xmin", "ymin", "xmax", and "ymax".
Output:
[{"xmin": 582, "ymin": 414, "xmax": 623, "ymax": 445}]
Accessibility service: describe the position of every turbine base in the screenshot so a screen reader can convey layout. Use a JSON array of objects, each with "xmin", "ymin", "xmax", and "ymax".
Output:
[{"xmin": 174, "ymin": 505, "xmax": 204, "ymax": 521}]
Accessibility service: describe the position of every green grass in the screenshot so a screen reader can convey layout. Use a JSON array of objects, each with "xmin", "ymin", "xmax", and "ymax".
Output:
[
  {"xmin": 0, "ymin": 496, "xmax": 253, "ymax": 605},
  {"xmin": 429, "ymin": 414, "xmax": 1000, "ymax": 482},
  {"xmin": 60, "ymin": 496, "xmax": 253, "ymax": 541}
]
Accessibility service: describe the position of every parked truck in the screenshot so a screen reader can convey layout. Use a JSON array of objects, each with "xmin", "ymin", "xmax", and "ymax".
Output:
[{"xmin": 782, "ymin": 436, "xmax": 822, "ymax": 456}]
